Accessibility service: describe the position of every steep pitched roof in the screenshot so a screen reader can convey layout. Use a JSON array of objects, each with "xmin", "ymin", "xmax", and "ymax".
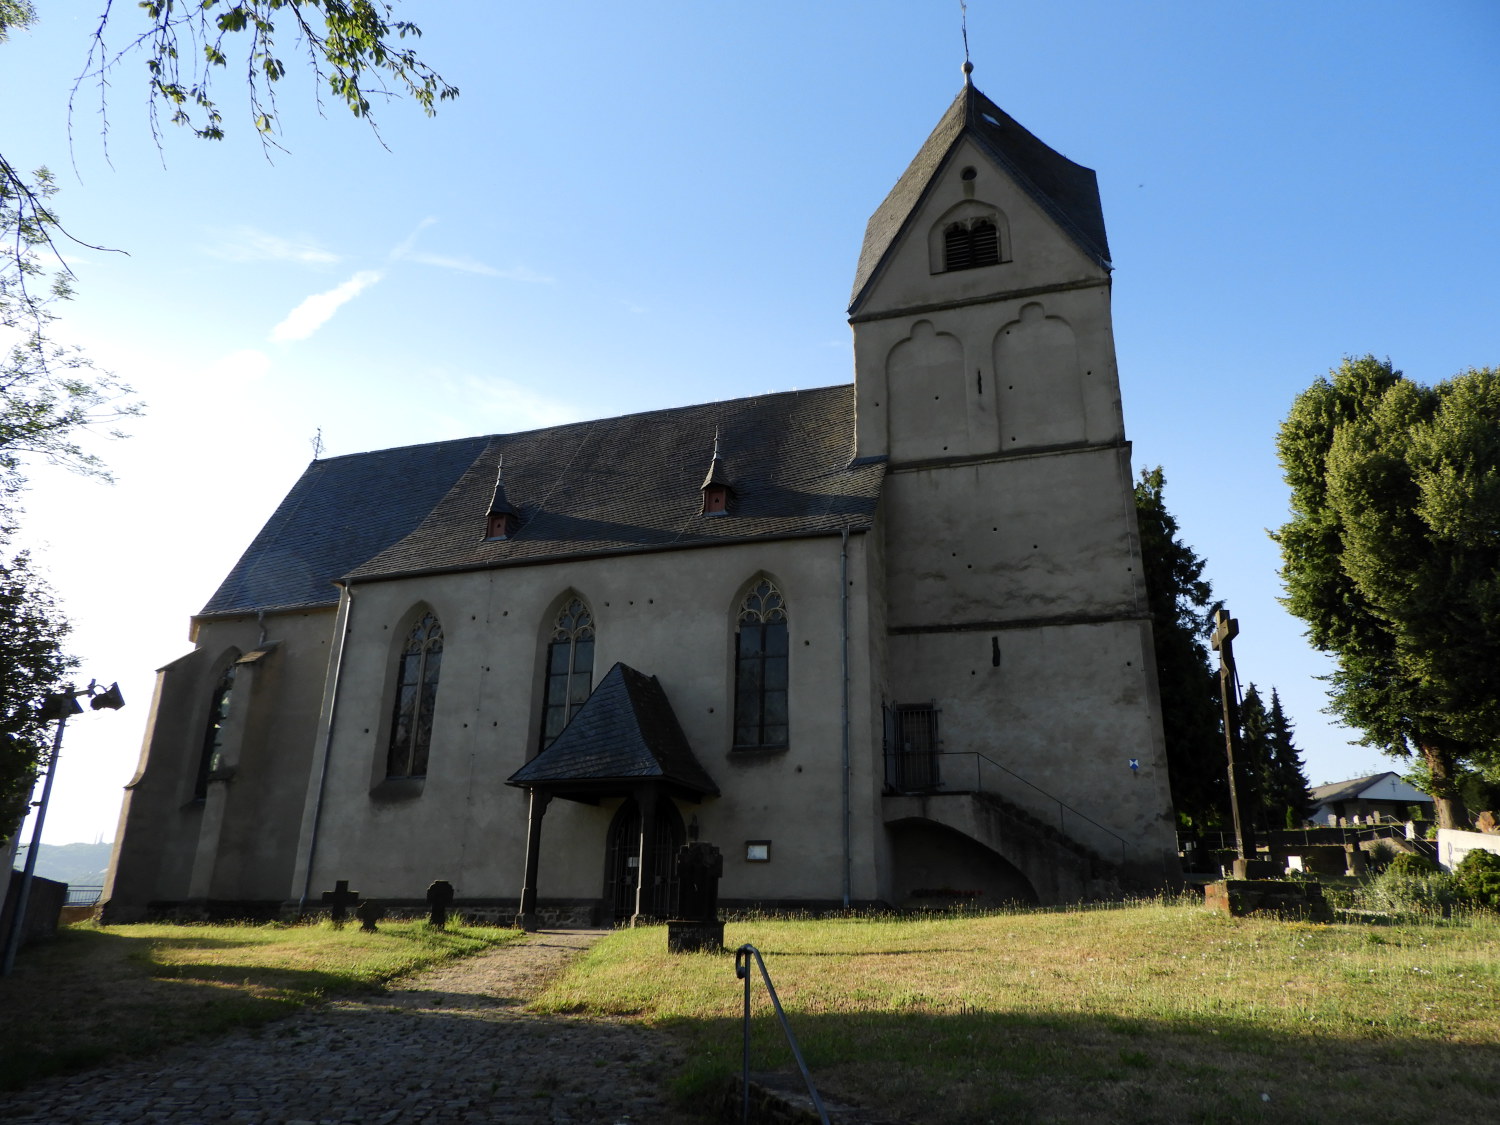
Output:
[
  {"xmin": 850, "ymin": 81, "xmax": 1110, "ymax": 314},
  {"xmin": 346, "ymin": 384, "xmax": 883, "ymax": 582},
  {"xmin": 507, "ymin": 662, "xmax": 719, "ymax": 801},
  {"xmin": 199, "ymin": 435, "xmax": 492, "ymax": 617},
  {"xmin": 1309, "ymin": 772, "xmax": 1428, "ymax": 806}
]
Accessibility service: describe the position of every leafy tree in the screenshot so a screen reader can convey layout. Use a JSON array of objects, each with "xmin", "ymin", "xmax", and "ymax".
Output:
[
  {"xmin": 0, "ymin": 545, "xmax": 75, "ymax": 844},
  {"xmin": 1134, "ymin": 467, "xmax": 1227, "ymax": 829},
  {"xmin": 1274, "ymin": 356, "xmax": 1500, "ymax": 828}
]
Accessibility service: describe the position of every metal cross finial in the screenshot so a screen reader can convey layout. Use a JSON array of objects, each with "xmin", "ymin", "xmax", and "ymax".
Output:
[{"xmin": 960, "ymin": 0, "xmax": 972, "ymax": 82}]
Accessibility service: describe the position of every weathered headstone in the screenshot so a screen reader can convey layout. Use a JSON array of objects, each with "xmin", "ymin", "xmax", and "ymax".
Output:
[
  {"xmin": 426, "ymin": 880, "xmax": 455, "ymax": 928},
  {"xmin": 667, "ymin": 842, "xmax": 724, "ymax": 953},
  {"xmin": 320, "ymin": 880, "xmax": 360, "ymax": 929},
  {"xmin": 355, "ymin": 900, "xmax": 384, "ymax": 933}
]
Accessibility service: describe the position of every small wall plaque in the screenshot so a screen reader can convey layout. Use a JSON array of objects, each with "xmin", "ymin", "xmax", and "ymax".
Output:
[{"xmin": 745, "ymin": 840, "xmax": 771, "ymax": 862}]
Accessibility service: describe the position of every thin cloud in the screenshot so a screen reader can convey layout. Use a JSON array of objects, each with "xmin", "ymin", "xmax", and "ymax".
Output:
[
  {"xmin": 271, "ymin": 270, "xmax": 384, "ymax": 342},
  {"xmin": 209, "ymin": 228, "xmax": 340, "ymax": 265},
  {"xmin": 403, "ymin": 251, "xmax": 554, "ymax": 284}
]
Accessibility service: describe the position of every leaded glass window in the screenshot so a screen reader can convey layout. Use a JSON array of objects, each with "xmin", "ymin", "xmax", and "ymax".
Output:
[
  {"xmin": 387, "ymin": 612, "xmax": 443, "ymax": 778},
  {"xmin": 734, "ymin": 580, "xmax": 788, "ymax": 749},
  {"xmin": 539, "ymin": 598, "xmax": 594, "ymax": 749},
  {"xmin": 194, "ymin": 664, "xmax": 236, "ymax": 799}
]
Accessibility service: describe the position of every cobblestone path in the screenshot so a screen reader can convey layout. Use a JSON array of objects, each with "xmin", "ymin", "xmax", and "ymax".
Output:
[{"xmin": 0, "ymin": 929, "xmax": 709, "ymax": 1125}]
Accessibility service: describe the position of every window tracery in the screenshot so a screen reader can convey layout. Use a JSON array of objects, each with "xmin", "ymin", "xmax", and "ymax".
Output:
[{"xmin": 387, "ymin": 611, "xmax": 443, "ymax": 779}]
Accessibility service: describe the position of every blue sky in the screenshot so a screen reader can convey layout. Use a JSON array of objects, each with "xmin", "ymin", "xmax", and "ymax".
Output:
[{"xmin": 4, "ymin": 2, "xmax": 1497, "ymax": 845}]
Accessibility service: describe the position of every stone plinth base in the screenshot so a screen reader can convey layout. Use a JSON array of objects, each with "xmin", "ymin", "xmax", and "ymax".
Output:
[
  {"xmin": 667, "ymin": 918, "xmax": 724, "ymax": 953},
  {"xmin": 1205, "ymin": 879, "xmax": 1329, "ymax": 921}
]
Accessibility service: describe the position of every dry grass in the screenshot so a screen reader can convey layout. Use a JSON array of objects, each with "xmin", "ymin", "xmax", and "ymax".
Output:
[
  {"xmin": 0, "ymin": 920, "xmax": 520, "ymax": 1091},
  {"xmin": 533, "ymin": 902, "xmax": 1500, "ymax": 1124}
]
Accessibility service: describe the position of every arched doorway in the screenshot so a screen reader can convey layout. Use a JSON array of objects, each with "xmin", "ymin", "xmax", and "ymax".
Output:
[{"xmin": 603, "ymin": 796, "xmax": 685, "ymax": 922}]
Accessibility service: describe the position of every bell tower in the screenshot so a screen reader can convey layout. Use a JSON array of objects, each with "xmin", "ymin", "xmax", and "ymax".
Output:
[{"xmin": 853, "ymin": 69, "xmax": 1178, "ymax": 889}]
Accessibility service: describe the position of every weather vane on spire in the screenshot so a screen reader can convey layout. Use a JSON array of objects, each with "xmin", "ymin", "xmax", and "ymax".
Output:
[{"xmin": 960, "ymin": 0, "xmax": 973, "ymax": 83}]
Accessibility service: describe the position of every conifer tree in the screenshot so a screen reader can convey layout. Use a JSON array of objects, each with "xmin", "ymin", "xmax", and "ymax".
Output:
[
  {"xmin": 1134, "ymin": 467, "xmax": 1226, "ymax": 828},
  {"xmin": 1267, "ymin": 689, "xmax": 1313, "ymax": 827}
]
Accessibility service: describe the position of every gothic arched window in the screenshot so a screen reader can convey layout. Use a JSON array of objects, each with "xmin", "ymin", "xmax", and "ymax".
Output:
[
  {"xmin": 734, "ymin": 579, "xmax": 788, "ymax": 749},
  {"xmin": 539, "ymin": 598, "xmax": 595, "ymax": 749},
  {"xmin": 194, "ymin": 663, "xmax": 237, "ymax": 799},
  {"xmin": 387, "ymin": 612, "xmax": 443, "ymax": 779}
]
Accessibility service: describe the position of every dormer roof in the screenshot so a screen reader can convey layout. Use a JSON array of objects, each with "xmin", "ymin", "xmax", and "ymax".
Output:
[
  {"xmin": 849, "ymin": 80, "xmax": 1111, "ymax": 315},
  {"xmin": 487, "ymin": 460, "xmax": 520, "ymax": 518}
]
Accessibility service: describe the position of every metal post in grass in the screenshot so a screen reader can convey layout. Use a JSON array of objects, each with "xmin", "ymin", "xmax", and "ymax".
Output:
[
  {"xmin": 734, "ymin": 943, "xmax": 828, "ymax": 1125},
  {"xmin": 2, "ymin": 681, "xmax": 124, "ymax": 976}
]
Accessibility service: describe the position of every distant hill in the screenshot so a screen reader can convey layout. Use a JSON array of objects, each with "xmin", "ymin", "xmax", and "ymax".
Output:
[{"xmin": 13, "ymin": 842, "xmax": 113, "ymax": 888}]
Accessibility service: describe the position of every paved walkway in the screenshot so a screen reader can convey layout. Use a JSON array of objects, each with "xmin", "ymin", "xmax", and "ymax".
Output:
[{"xmin": 1, "ymin": 930, "xmax": 708, "ymax": 1125}]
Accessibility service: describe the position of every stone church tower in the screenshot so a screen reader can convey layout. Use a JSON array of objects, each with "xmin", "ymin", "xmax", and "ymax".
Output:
[{"xmin": 852, "ymin": 71, "xmax": 1177, "ymax": 889}]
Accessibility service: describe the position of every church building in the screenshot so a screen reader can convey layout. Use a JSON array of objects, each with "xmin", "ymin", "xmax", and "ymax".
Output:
[{"xmin": 103, "ymin": 74, "xmax": 1180, "ymax": 924}]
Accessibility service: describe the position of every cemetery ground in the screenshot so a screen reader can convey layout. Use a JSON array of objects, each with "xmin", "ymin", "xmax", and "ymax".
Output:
[{"xmin": 0, "ymin": 902, "xmax": 1496, "ymax": 1122}]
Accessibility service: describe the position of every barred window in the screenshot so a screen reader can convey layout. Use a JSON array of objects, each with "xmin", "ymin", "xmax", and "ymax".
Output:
[
  {"xmin": 194, "ymin": 664, "xmax": 237, "ymax": 799},
  {"xmin": 540, "ymin": 598, "xmax": 595, "ymax": 749},
  {"xmin": 387, "ymin": 612, "xmax": 443, "ymax": 779},
  {"xmin": 734, "ymin": 580, "xmax": 788, "ymax": 749}
]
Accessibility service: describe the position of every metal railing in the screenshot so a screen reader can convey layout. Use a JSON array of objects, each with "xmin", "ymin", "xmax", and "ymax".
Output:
[
  {"xmin": 885, "ymin": 749, "xmax": 1128, "ymax": 866},
  {"xmin": 735, "ymin": 944, "xmax": 828, "ymax": 1125},
  {"xmin": 65, "ymin": 886, "xmax": 103, "ymax": 907}
]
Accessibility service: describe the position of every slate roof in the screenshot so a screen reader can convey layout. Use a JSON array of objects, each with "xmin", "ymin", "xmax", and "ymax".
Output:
[
  {"xmin": 507, "ymin": 663, "xmax": 719, "ymax": 801},
  {"xmin": 199, "ymin": 435, "xmax": 492, "ymax": 617},
  {"xmin": 346, "ymin": 384, "xmax": 882, "ymax": 582},
  {"xmin": 850, "ymin": 80, "xmax": 1110, "ymax": 314}
]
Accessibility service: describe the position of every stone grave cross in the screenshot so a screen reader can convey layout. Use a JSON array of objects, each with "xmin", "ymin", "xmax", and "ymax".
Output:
[
  {"xmin": 321, "ymin": 880, "xmax": 360, "ymax": 928},
  {"xmin": 1210, "ymin": 608, "xmax": 1251, "ymax": 865}
]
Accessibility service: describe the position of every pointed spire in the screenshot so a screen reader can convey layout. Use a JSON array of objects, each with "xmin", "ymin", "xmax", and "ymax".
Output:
[
  {"xmin": 485, "ymin": 456, "xmax": 521, "ymax": 539},
  {"xmin": 700, "ymin": 428, "xmax": 733, "ymax": 515},
  {"xmin": 488, "ymin": 457, "xmax": 519, "ymax": 517}
]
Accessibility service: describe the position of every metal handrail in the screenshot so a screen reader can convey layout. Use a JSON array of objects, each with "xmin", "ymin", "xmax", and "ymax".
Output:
[
  {"xmin": 888, "ymin": 748, "xmax": 1128, "ymax": 865},
  {"xmin": 735, "ymin": 944, "xmax": 828, "ymax": 1125}
]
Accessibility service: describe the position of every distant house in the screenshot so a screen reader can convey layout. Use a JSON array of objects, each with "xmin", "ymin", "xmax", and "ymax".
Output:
[{"xmin": 1308, "ymin": 772, "xmax": 1433, "ymax": 825}]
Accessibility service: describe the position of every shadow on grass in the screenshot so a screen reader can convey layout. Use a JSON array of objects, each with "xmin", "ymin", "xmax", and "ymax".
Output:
[{"xmin": 663, "ymin": 1008, "xmax": 1500, "ymax": 1124}]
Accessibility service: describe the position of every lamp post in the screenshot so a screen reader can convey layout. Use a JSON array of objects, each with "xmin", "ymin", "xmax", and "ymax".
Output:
[{"xmin": 2, "ymin": 679, "xmax": 124, "ymax": 976}]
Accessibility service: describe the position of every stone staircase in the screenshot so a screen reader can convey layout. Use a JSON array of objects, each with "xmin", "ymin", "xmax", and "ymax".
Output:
[{"xmin": 883, "ymin": 787, "xmax": 1122, "ymax": 905}]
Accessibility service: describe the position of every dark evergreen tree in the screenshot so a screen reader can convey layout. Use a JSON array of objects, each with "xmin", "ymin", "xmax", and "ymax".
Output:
[
  {"xmin": 1267, "ymin": 689, "xmax": 1313, "ymax": 827},
  {"xmin": 1134, "ymin": 467, "xmax": 1226, "ymax": 829},
  {"xmin": 1237, "ymin": 684, "xmax": 1273, "ymax": 831}
]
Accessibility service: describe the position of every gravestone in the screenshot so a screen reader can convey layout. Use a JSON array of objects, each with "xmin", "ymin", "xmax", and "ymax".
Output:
[
  {"xmin": 667, "ymin": 842, "xmax": 724, "ymax": 953},
  {"xmin": 426, "ymin": 880, "xmax": 455, "ymax": 928},
  {"xmin": 355, "ymin": 900, "xmax": 384, "ymax": 933},
  {"xmin": 320, "ymin": 880, "xmax": 360, "ymax": 929}
]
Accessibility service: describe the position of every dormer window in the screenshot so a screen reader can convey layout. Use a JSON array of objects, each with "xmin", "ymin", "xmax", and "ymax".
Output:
[
  {"xmin": 702, "ymin": 484, "xmax": 730, "ymax": 515},
  {"xmin": 944, "ymin": 218, "xmax": 999, "ymax": 271},
  {"xmin": 484, "ymin": 459, "xmax": 521, "ymax": 540},
  {"xmin": 700, "ymin": 430, "xmax": 734, "ymax": 516}
]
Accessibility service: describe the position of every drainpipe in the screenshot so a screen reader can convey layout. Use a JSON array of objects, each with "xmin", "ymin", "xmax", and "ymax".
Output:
[
  {"xmin": 840, "ymin": 527, "xmax": 851, "ymax": 909},
  {"xmin": 298, "ymin": 582, "xmax": 356, "ymax": 914}
]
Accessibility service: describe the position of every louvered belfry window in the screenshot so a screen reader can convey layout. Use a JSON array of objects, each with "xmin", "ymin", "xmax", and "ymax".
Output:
[
  {"xmin": 943, "ymin": 218, "xmax": 1000, "ymax": 272},
  {"xmin": 540, "ymin": 598, "xmax": 595, "ymax": 749},
  {"xmin": 734, "ymin": 580, "xmax": 789, "ymax": 749},
  {"xmin": 387, "ymin": 612, "xmax": 443, "ymax": 778}
]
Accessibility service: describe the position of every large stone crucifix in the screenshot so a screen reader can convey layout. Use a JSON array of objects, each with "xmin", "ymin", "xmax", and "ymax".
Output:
[{"xmin": 1211, "ymin": 607, "xmax": 1252, "ymax": 868}]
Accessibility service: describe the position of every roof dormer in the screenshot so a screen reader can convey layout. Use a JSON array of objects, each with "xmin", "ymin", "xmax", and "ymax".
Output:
[
  {"xmin": 700, "ymin": 431, "xmax": 734, "ymax": 516},
  {"xmin": 485, "ymin": 459, "xmax": 521, "ymax": 540}
]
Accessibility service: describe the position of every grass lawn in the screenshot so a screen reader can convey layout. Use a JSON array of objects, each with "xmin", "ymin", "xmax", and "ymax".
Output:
[
  {"xmin": 533, "ymin": 902, "xmax": 1500, "ymax": 1124},
  {"xmin": 0, "ymin": 920, "xmax": 520, "ymax": 1092}
]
